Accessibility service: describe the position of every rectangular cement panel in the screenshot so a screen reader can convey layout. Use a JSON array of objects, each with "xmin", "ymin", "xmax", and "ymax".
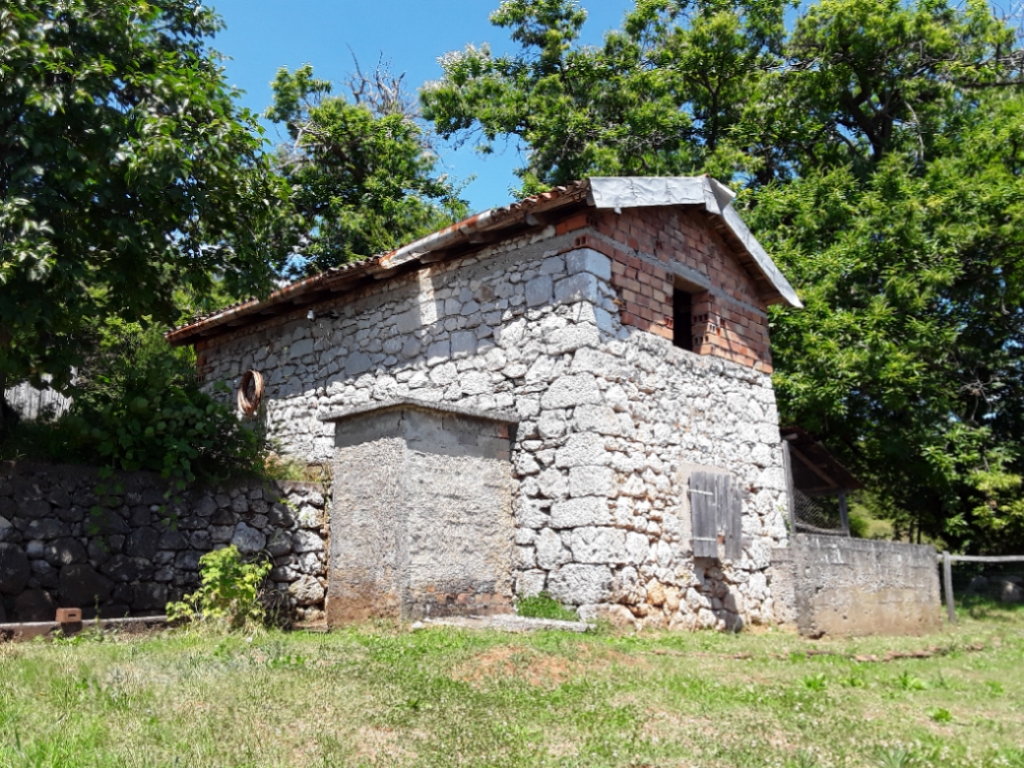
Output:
[
  {"xmin": 403, "ymin": 446, "xmax": 514, "ymax": 616},
  {"xmin": 327, "ymin": 405, "xmax": 515, "ymax": 624},
  {"xmin": 328, "ymin": 436, "xmax": 406, "ymax": 623}
]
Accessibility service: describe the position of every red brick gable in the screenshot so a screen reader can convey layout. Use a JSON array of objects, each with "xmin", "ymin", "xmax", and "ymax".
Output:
[{"xmin": 555, "ymin": 206, "xmax": 773, "ymax": 373}]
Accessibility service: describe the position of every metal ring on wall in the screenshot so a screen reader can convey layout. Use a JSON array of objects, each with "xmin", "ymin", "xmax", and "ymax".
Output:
[{"xmin": 237, "ymin": 370, "xmax": 265, "ymax": 417}]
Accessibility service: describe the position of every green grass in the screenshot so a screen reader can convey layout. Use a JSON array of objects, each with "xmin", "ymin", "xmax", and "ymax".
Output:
[
  {"xmin": 515, "ymin": 591, "xmax": 580, "ymax": 622},
  {"xmin": 0, "ymin": 601, "xmax": 1022, "ymax": 768}
]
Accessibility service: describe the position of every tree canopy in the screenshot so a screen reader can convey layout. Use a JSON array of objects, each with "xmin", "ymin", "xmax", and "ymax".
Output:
[
  {"xmin": 421, "ymin": 0, "xmax": 791, "ymax": 194},
  {"xmin": 267, "ymin": 64, "xmax": 467, "ymax": 276},
  {"xmin": 424, "ymin": 0, "xmax": 1024, "ymax": 551},
  {"xmin": 0, "ymin": 0, "xmax": 290, "ymax": 432}
]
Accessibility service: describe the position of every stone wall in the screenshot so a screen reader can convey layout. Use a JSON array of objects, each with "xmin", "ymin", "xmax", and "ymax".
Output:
[
  {"xmin": 196, "ymin": 219, "xmax": 791, "ymax": 630},
  {"xmin": 771, "ymin": 535, "xmax": 942, "ymax": 636},
  {"xmin": 0, "ymin": 462, "xmax": 328, "ymax": 624}
]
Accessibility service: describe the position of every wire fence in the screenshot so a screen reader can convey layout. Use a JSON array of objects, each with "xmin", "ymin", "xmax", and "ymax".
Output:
[
  {"xmin": 948, "ymin": 560, "xmax": 1024, "ymax": 602},
  {"xmin": 940, "ymin": 553, "xmax": 1024, "ymax": 621},
  {"xmin": 792, "ymin": 488, "xmax": 847, "ymax": 536}
]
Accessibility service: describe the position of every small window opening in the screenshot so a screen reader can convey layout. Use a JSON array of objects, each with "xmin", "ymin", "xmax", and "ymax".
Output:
[{"xmin": 673, "ymin": 286, "xmax": 693, "ymax": 351}]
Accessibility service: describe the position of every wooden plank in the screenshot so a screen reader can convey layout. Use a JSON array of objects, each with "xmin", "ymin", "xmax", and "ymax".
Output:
[
  {"xmin": 794, "ymin": 523, "xmax": 849, "ymax": 537},
  {"xmin": 715, "ymin": 473, "xmax": 725, "ymax": 556},
  {"xmin": 942, "ymin": 551, "xmax": 956, "ymax": 624},
  {"xmin": 690, "ymin": 472, "xmax": 718, "ymax": 559},
  {"xmin": 713, "ymin": 473, "xmax": 728, "ymax": 560},
  {"xmin": 725, "ymin": 476, "xmax": 743, "ymax": 561}
]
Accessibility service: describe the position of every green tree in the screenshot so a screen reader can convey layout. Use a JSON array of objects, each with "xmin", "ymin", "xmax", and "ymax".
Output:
[
  {"xmin": 421, "ymin": 0, "xmax": 790, "ymax": 194},
  {"xmin": 742, "ymin": 0, "xmax": 1024, "ymax": 550},
  {"xmin": 0, "ymin": 0, "xmax": 290, "ymax": 439},
  {"xmin": 425, "ymin": 0, "xmax": 1024, "ymax": 551},
  {"xmin": 267, "ymin": 64, "xmax": 467, "ymax": 275}
]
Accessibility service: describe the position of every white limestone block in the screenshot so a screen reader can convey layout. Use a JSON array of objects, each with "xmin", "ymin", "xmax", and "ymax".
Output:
[
  {"xmin": 550, "ymin": 497, "xmax": 611, "ymax": 529},
  {"xmin": 541, "ymin": 374, "xmax": 602, "ymax": 409},
  {"xmin": 547, "ymin": 563, "xmax": 613, "ymax": 605}
]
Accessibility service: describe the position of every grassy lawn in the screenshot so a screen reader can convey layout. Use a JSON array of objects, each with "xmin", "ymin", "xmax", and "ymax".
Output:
[{"xmin": 1, "ymin": 602, "xmax": 1022, "ymax": 768}]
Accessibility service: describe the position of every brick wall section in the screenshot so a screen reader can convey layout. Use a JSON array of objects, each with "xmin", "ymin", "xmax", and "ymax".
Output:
[{"xmin": 554, "ymin": 207, "xmax": 773, "ymax": 373}]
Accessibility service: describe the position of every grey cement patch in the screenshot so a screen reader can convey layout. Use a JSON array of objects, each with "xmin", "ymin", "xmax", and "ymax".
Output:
[{"xmin": 328, "ymin": 404, "xmax": 516, "ymax": 624}]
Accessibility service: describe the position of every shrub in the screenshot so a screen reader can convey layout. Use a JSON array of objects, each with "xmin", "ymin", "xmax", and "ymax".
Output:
[
  {"xmin": 847, "ymin": 512, "xmax": 870, "ymax": 538},
  {"xmin": 68, "ymin": 323, "xmax": 265, "ymax": 487},
  {"xmin": 516, "ymin": 592, "xmax": 579, "ymax": 621},
  {"xmin": 166, "ymin": 546, "xmax": 272, "ymax": 630},
  {"xmin": 2, "ymin": 321, "xmax": 267, "ymax": 488}
]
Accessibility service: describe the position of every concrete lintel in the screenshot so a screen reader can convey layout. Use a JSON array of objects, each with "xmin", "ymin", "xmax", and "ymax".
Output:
[{"xmin": 319, "ymin": 397, "xmax": 519, "ymax": 426}]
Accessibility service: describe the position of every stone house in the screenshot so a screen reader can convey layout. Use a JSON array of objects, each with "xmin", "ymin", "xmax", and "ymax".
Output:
[{"xmin": 168, "ymin": 176, "xmax": 803, "ymax": 630}]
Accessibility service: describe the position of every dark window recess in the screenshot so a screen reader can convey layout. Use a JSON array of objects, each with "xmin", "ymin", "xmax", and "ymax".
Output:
[{"xmin": 673, "ymin": 288, "xmax": 693, "ymax": 351}]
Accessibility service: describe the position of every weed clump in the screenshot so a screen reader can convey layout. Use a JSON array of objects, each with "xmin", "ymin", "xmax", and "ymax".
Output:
[{"xmin": 166, "ymin": 545, "xmax": 272, "ymax": 631}]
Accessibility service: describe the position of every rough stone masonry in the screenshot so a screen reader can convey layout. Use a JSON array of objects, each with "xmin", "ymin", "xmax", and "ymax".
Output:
[
  {"xmin": 0, "ymin": 462, "xmax": 329, "ymax": 624},
  {"xmin": 172, "ymin": 177, "xmax": 799, "ymax": 630}
]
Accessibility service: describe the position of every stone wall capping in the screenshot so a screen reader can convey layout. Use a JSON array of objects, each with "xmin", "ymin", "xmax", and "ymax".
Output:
[{"xmin": 319, "ymin": 397, "xmax": 519, "ymax": 426}]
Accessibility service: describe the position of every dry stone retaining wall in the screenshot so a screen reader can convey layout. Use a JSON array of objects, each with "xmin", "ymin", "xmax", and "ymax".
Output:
[
  {"xmin": 0, "ymin": 462, "xmax": 328, "ymax": 624},
  {"xmin": 198, "ymin": 221, "xmax": 791, "ymax": 630}
]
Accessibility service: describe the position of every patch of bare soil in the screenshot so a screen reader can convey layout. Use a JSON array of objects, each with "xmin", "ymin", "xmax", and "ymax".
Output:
[{"xmin": 451, "ymin": 645, "xmax": 576, "ymax": 689}]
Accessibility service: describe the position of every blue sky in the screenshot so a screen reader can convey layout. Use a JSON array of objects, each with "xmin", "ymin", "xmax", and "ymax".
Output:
[{"xmin": 207, "ymin": 1, "xmax": 634, "ymax": 213}]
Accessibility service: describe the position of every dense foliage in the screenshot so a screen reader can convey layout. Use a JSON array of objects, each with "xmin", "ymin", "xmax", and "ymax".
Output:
[
  {"xmin": 70, "ymin": 322, "xmax": 265, "ymax": 486},
  {"xmin": 425, "ymin": 0, "xmax": 1024, "ymax": 551},
  {"xmin": 422, "ymin": 0, "xmax": 790, "ymax": 194},
  {"xmin": 0, "ymin": 0, "xmax": 290, "ymax": 438},
  {"xmin": 267, "ymin": 64, "xmax": 467, "ymax": 275},
  {"xmin": 1, "ymin": 322, "xmax": 266, "ymax": 486}
]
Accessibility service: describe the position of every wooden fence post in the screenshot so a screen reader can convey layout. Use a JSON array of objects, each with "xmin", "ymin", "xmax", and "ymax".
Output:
[
  {"xmin": 942, "ymin": 551, "xmax": 956, "ymax": 624},
  {"xmin": 782, "ymin": 439, "xmax": 796, "ymax": 536}
]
